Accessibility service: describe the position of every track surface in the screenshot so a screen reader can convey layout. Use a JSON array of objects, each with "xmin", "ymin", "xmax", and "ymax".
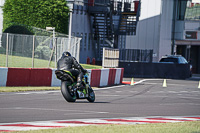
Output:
[{"xmin": 0, "ymin": 78, "xmax": 200, "ymax": 123}]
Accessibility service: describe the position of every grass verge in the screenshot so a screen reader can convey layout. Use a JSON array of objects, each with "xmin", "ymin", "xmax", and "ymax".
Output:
[
  {"xmin": 0, "ymin": 54, "xmax": 102, "ymax": 69},
  {"xmin": 0, "ymin": 86, "xmax": 60, "ymax": 92},
  {"xmin": 10, "ymin": 121, "xmax": 200, "ymax": 133}
]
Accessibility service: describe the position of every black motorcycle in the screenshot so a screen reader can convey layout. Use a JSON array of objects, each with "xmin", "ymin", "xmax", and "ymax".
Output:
[{"xmin": 55, "ymin": 70, "xmax": 95, "ymax": 102}]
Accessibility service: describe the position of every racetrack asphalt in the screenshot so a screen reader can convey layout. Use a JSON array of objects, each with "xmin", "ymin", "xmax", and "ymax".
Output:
[{"xmin": 0, "ymin": 78, "xmax": 200, "ymax": 123}]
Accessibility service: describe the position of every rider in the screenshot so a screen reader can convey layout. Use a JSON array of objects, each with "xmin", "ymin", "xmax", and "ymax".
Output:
[{"xmin": 57, "ymin": 51, "xmax": 87, "ymax": 88}]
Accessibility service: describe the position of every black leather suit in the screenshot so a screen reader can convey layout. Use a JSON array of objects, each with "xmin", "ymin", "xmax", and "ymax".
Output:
[{"xmin": 57, "ymin": 56, "xmax": 86, "ymax": 86}]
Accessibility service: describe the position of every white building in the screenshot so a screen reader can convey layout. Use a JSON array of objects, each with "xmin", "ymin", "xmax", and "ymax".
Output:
[{"xmin": 125, "ymin": 0, "xmax": 200, "ymax": 73}]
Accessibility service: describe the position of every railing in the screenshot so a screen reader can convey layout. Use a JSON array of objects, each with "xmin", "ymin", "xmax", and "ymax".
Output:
[
  {"xmin": 86, "ymin": 0, "xmax": 110, "ymax": 6},
  {"xmin": 119, "ymin": 49, "xmax": 153, "ymax": 62}
]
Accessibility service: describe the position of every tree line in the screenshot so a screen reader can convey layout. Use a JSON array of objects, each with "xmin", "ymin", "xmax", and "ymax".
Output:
[{"xmin": 2, "ymin": 0, "xmax": 69, "ymax": 35}]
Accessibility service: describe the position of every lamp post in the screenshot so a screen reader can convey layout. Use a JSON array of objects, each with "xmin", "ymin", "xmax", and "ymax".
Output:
[
  {"xmin": 46, "ymin": 27, "xmax": 57, "ymax": 68},
  {"xmin": 68, "ymin": 6, "xmax": 73, "ymax": 52}
]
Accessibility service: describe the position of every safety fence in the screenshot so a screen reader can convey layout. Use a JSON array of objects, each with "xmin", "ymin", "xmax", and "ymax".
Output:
[
  {"xmin": 0, "ymin": 33, "xmax": 81, "ymax": 68},
  {"xmin": 119, "ymin": 49, "xmax": 153, "ymax": 62}
]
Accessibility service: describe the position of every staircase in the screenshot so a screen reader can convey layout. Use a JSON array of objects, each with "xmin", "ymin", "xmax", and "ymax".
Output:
[
  {"xmin": 87, "ymin": 1, "xmax": 114, "ymax": 60},
  {"xmin": 93, "ymin": 13, "xmax": 114, "ymax": 41},
  {"xmin": 118, "ymin": 12, "xmax": 137, "ymax": 35},
  {"xmin": 117, "ymin": 0, "xmax": 140, "ymax": 35},
  {"xmin": 86, "ymin": 0, "xmax": 141, "ymax": 60}
]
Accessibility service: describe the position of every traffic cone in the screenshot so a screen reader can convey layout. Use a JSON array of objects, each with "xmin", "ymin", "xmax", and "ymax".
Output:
[
  {"xmin": 163, "ymin": 79, "xmax": 167, "ymax": 87},
  {"xmin": 198, "ymin": 81, "xmax": 200, "ymax": 89},
  {"xmin": 130, "ymin": 78, "xmax": 134, "ymax": 86}
]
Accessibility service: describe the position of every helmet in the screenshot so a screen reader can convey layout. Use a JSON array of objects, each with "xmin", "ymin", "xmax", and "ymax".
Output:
[{"xmin": 62, "ymin": 51, "xmax": 71, "ymax": 58}]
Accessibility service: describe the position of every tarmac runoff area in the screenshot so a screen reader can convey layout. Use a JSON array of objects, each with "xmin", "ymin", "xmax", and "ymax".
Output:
[{"xmin": 0, "ymin": 77, "xmax": 200, "ymax": 132}]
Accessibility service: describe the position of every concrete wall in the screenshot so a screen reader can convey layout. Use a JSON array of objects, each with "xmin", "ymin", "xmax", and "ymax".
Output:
[
  {"xmin": 184, "ymin": 21, "xmax": 200, "ymax": 40},
  {"xmin": 125, "ymin": 0, "xmax": 174, "ymax": 62},
  {"xmin": 0, "ymin": 67, "xmax": 124, "ymax": 87},
  {"xmin": 175, "ymin": 21, "xmax": 200, "ymax": 40},
  {"xmin": 158, "ymin": 0, "xmax": 174, "ymax": 60},
  {"xmin": 175, "ymin": 21, "xmax": 185, "ymax": 40}
]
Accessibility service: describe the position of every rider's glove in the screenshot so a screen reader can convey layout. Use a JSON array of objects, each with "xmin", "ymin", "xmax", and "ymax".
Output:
[{"xmin": 83, "ymin": 69, "xmax": 87, "ymax": 74}]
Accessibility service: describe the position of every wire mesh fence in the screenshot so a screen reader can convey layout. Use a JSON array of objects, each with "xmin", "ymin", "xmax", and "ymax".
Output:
[{"xmin": 0, "ymin": 33, "xmax": 81, "ymax": 68}]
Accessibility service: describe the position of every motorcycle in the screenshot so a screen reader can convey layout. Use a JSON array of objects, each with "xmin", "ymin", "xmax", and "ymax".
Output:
[{"xmin": 55, "ymin": 70, "xmax": 95, "ymax": 102}]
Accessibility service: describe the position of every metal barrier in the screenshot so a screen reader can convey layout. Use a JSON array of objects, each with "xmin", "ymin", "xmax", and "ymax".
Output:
[
  {"xmin": 102, "ymin": 47, "xmax": 119, "ymax": 68},
  {"xmin": 119, "ymin": 49, "xmax": 153, "ymax": 62}
]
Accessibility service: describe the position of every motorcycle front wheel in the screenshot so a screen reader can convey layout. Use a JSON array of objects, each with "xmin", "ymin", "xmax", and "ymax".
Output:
[
  {"xmin": 87, "ymin": 86, "xmax": 95, "ymax": 103},
  {"xmin": 61, "ymin": 81, "xmax": 76, "ymax": 102}
]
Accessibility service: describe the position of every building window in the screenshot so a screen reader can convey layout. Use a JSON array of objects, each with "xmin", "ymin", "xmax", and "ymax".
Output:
[
  {"xmin": 88, "ymin": 33, "xmax": 91, "ymax": 50},
  {"xmin": 185, "ymin": 31, "xmax": 197, "ymax": 39},
  {"xmin": 80, "ymin": 6, "xmax": 83, "ymax": 15},
  {"xmin": 80, "ymin": 33, "xmax": 83, "ymax": 51},
  {"xmin": 76, "ymin": 5, "xmax": 79, "ymax": 14}
]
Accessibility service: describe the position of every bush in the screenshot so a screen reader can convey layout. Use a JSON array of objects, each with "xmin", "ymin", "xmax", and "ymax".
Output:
[
  {"xmin": 2, "ymin": 0, "xmax": 69, "ymax": 34},
  {"xmin": 35, "ymin": 45, "xmax": 51, "ymax": 60}
]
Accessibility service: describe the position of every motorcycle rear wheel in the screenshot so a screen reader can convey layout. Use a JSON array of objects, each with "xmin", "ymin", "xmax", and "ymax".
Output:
[{"xmin": 61, "ymin": 81, "xmax": 76, "ymax": 102}]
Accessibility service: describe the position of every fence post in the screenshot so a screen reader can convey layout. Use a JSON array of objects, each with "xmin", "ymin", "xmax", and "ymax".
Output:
[
  {"xmin": 53, "ymin": 30, "xmax": 57, "ymax": 68},
  {"xmin": 6, "ymin": 33, "xmax": 9, "ymax": 67},
  {"xmin": 32, "ymin": 35, "xmax": 35, "ymax": 68}
]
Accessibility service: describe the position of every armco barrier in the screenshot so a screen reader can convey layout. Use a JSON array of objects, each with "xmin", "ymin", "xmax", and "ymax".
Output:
[{"xmin": 0, "ymin": 67, "xmax": 124, "ymax": 87}]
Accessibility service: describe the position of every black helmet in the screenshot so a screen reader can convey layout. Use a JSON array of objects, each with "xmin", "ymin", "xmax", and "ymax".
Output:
[{"xmin": 62, "ymin": 51, "xmax": 71, "ymax": 58}]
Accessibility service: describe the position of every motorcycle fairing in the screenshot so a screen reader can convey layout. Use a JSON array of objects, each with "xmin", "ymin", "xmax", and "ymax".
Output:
[{"xmin": 55, "ymin": 70, "xmax": 76, "ymax": 82}]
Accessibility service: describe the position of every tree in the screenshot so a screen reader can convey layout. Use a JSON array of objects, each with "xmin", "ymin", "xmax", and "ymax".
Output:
[{"xmin": 2, "ymin": 0, "xmax": 69, "ymax": 34}]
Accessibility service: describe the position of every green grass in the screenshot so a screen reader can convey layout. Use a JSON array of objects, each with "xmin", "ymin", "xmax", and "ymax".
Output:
[
  {"xmin": 9, "ymin": 121, "xmax": 200, "ymax": 133},
  {"xmin": 0, "ymin": 86, "xmax": 60, "ymax": 92},
  {"xmin": 0, "ymin": 54, "xmax": 102, "ymax": 69}
]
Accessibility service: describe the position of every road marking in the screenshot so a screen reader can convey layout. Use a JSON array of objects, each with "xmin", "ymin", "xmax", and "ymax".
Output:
[
  {"xmin": 94, "ymin": 85, "xmax": 126, "ymax": 90},
  {"xmin": 17, "ymin": 91, "xmax": 60, "ymax": 95},
  {"xmin": 98, "ymin": 95, "xmax": 120, "ymax": 97},
  {"xmin": 0, "ymin": 116, "xmax": 199, "ymax": 132},
  {"xmin": 160, "ymin": 103, "xmax": 200, "ymax": 106}
]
